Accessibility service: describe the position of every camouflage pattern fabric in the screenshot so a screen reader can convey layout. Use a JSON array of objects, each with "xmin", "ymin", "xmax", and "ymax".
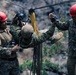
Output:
[
  {"xmin": 0, "ymin": 30, "xmax": 12, "ymax": 57},
  {"xmin": 0, "ymin": 58, "xmax": 20, "ymax": 75},
  {"xmin": 20, "ymin": 24, "xmax": 55, "ymax": 48},
  {"xmin": 10, "ymin": 25, "xmax": 21, "ymax": 44},
  {"xmin": 67, "ymin": 56, "xmax": 76, "ymax": 75},
  {"xmin": 0, "ymin": 30, "xmax": 16, "ymax": 58},
  {"xmin": 10, "ymin": 25, "xmax": 21, "ymax": 34},
  {"xmin": 54, "ymin": 19, "xmax": 76, "ymax": 57},
  {"xmin": 53, "ymin": 19, "xmax": 76, "ymax": 75},
  {"xmin": 0, "ymin": 29, "xmax": 20, "ymax": 75}
]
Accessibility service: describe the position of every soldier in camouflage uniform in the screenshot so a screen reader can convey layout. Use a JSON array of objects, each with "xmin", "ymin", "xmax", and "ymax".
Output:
[
  {"xmin": 19, "ymin": 22, "xmax": 62, "ymax": 48},
  {"xmin": 0, "ymin": 11, "xmax": 20, "ymax": 75},
  {"xmin": 10, "ymin": 12, "xmax": 25, "ymax": 34},
  {"xmin": 19, "ymin": 22, "xmax": 63, "ymax": 75},
  {"xmin": 10, "ymin": 12, "xmax": 25, "ymax": 51},
  {"xmin": 49, "ymin": 4, "xmax": 76, "ymax": 75}
]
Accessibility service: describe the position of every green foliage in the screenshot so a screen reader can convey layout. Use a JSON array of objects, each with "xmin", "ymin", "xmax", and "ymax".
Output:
[
  {"xmin": 42, "ymin": 70, "xmax": 48, "ymax": 75},
  {"xmin": 19, "ymin": 59, "xmax": 32, "ymax": 71},
  {"xmin": 63, "ymin": 31, "xmax": 68, "ymax": 40},
  {"xmin": 19, "ymin": 59, "xmax": 60, "ymax": 75},
  {"xmin": 43, "ymin": 46, "xmax": 48, "ymax": 56},
  {"xmin": 43, "ymin": 41, "xmax": 64, "ymax": 57},
  {"xmin": 42, "ymin": 59, "xmax": 59, "ymax": 72}
]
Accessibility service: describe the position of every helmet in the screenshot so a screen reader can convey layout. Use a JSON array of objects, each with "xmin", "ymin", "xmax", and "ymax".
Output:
[
  {"xmin": 12, "ymin": 12, "xmax": 25, "ymax": 26},
  {"xmin": 70, "ymin": 4, "xmax": 76, "ymax": 17},
  {"xmin": 0, "ymin": 12, "xmax": 7, "ymax": 22},
  {"xmin": 16, "ymin": 12, "xmax": 25, "ymax": 20},
  {"xmin": 21, "ymin": 23, "xmax": 34, "ymax": 35}
]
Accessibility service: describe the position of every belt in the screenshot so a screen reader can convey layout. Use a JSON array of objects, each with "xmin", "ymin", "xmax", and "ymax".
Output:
[{"xmin": 0, "ymin": 57, "xmax": 17, "ymax": 61}]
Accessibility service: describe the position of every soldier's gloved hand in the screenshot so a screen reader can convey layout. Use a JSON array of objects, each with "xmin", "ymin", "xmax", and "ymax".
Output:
[
  {"xmin": 29, "ymin": 8, "xmax": 35, "ymax": 14},
  {"xmin": 49, "ymin": 13, "xmax": 59, "ymax": 23}
]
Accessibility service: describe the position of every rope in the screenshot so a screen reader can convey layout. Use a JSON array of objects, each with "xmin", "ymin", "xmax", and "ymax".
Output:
[{"xmin": 7, "ymin": 1, "xmax": 75, "ymax": 11}]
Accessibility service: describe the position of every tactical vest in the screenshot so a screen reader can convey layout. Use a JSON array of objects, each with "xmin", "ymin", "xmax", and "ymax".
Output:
[{"xmin": 0, "ymin": 30, "xmax": 12, "ymax": 47}]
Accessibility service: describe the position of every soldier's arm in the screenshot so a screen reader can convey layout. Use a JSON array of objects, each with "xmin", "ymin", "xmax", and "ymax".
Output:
[
  {"xmin": 54, "ymin": 21, "xmax": 69, "ymax": 30},
  {"xmin": 49, "ymin": 13, "xmax": 69, "ymax": 30},
  {"xmin": 39, "ymin": 29, "xmax": 63, "ymax": 44},
  {"xmin": 33, "ymin": 24, "xmax": 55, "ymax": 45},
  {"xmin": 10, "ymin": 26, "xmax": 19, "ymax": 44}
]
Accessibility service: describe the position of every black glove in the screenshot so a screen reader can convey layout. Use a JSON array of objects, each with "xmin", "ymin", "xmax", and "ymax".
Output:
[
  {"xmin": 51, "ymin": 16, "xmax": 59, "ymax": 23},
  {"xmin": 51, "ymin": 17, "xmax": 56, "ymax": 22},
  {"xmin": 29, "ymin": 8, "xmax": 35, "ymax": 14},
  {"xmin": 49, "ymin": 13, "xmax": 59, "ymax": 23}
]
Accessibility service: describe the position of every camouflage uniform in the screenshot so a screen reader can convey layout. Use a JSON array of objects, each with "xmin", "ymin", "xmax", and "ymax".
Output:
[
  {"xmin": 53, "ymin": 19, "xmax": 76, "ymax": 75},
  {"xmin": 10, "ymin": 25, "xmax": 21, "ymax": 34},
  {"xmin": 19, "ymin": 22, "xmax": 64, "ymax": 75},
  {"xmin": 18, "ymin": 23, "xmax": 55, "ymax": 75},
  {"xmin": 10, "ymin": 25, "xmax": 21, "ymax": 45},
  {"xmin": 10, "ymin": 11, "xmax": 26, "ymax": 44},
  {"xmin": 0, "ymin": 29, "xmax": 20, "ymax": 75},
  {"xmin": 19, "ymin": 24, "xmax": 56, "ymax": 48}
]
